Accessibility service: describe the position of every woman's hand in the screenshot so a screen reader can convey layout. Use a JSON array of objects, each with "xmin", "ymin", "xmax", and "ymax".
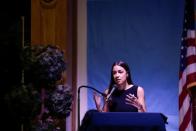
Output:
[
  {"xmin": 93, "ymin": 92, "xmax": 102, "ymax": 111},
  {"xmin": 125, "ymin": 94, "xmax": 143, "ymax": 111}
]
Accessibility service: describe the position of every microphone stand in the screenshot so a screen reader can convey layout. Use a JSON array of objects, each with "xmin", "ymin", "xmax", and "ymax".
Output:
[{"xmin": 77, "ymin": 85, "xmax": 106, "ymax": 131}]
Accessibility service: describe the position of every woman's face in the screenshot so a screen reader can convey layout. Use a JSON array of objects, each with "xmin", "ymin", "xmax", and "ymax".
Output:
[{"xmin": 112, "ymin": 65, "xmax": 128, "ymax": 87}]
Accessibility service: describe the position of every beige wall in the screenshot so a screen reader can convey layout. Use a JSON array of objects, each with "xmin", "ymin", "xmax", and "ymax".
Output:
[{"xmin": 76, "ymin": 0, "xmax": 87, "ymax": 130}]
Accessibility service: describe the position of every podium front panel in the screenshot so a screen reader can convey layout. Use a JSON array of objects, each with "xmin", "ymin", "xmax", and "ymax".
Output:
[{"xmin": 86, "ymin": 112, "xmax": 166, "ymax": 131}]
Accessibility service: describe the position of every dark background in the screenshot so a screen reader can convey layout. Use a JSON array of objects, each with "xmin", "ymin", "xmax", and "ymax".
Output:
[{"xmin": 0, "ymin": 1, "xmax": 30, "ymax": 130}]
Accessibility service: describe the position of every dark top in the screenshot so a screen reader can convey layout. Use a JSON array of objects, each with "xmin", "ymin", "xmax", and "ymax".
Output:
[{"xmin": 108, "ymin": 85, "xmax": 138, "ymax": 112}]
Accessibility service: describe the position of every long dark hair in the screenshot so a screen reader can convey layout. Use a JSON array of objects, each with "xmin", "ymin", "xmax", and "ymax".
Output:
[{"xmin": 108, "ymin": 61, "xmax": 133, "ymax": 94}]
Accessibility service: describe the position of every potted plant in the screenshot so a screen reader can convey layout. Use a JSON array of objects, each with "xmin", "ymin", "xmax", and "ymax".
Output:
[{"xmin": 5, "ymin": 44, "xmax": 72, "ymax": 131}]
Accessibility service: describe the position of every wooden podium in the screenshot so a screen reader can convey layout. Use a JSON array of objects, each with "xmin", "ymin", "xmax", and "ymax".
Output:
[{"xmin": 82, "ymin": 112, "xmax": 167, "ymax": 131}]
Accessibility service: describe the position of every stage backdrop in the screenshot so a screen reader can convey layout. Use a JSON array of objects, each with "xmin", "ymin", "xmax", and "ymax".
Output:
[{"xmin": 87, "ymin": 0, "xmax": 184, "ymax": 130}]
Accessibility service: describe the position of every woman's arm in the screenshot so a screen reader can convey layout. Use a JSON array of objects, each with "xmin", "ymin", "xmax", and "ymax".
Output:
[
  {"xmin": 102, "ymin": 89, "xmax": 109, "ymax": 112},
  {"xmin": 137, "ymin": 86, "xmax": 146, "ymax": 112},
  {"xmin": 93, "ymin": 92, "xmax": 102, "ymax": 112},
  {"xmin": 93, "ymin": 89, "xmax": 109, "ymax": 112}
]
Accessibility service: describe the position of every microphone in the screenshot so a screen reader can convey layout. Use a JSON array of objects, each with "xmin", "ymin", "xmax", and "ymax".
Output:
[{"xmin": 106, "ymin": 84, "xmax": 117, "ymax": 102}]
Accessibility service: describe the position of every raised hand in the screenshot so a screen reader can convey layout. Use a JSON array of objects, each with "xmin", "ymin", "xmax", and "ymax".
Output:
[
  {"xmin": 93, "ymin": 92, "xmax": 102, "ymax": 111},
  {"xmin": 125, "ymin": 93, "xmax": 143, "ymax": 110}
]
